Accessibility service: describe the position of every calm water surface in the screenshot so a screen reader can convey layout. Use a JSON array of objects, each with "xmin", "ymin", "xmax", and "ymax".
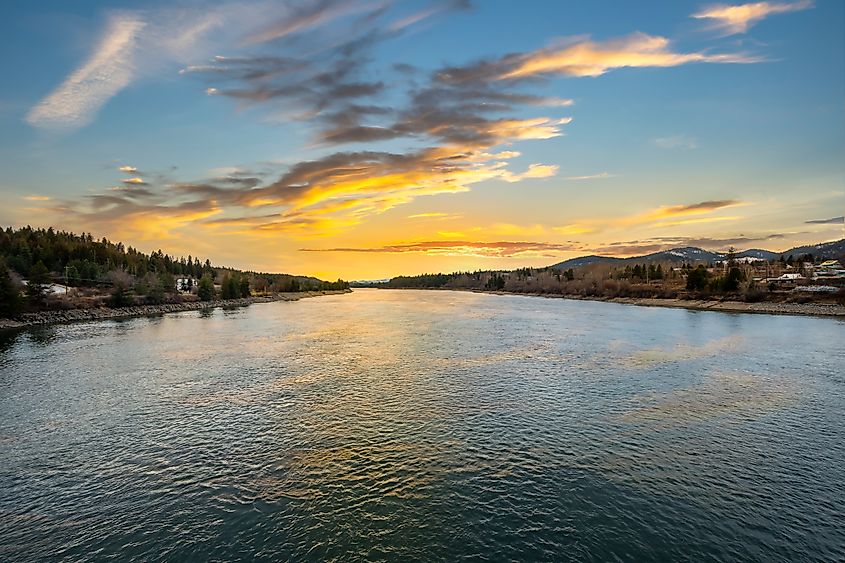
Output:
[{"xmin": 1, "ymin": 289, "xmax": 843, "ymax": 561}]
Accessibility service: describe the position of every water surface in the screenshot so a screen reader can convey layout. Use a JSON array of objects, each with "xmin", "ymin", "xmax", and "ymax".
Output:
[{"xmin": 1, "ymin": 289, "xmax": 843, "ymax": 561}]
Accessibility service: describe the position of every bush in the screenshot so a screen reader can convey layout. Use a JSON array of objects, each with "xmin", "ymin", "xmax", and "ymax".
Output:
[{"xmin": 109, "ymin": 284, "xmax": 133, "ymax": 307}]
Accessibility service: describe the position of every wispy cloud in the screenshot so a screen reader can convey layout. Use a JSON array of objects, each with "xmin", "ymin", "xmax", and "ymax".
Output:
[
  {"xmin": 118, "ymin": 165, "xmax": 138, "ymax": 173},
  {"xmin": 437, "ymin": 32, "xmax": 757, "ymax": 82},
  {"xmin": 692, "ymin": 1, "xmax": 813, "ymax": 35},
  {"xmin": 565, "ymin": 172, "xmax": 614, "ymax": 181},
  {"xmin": 26, "ymin": 6, "xmax": 232, "ymax": 132},
  {"xmin": 243, "ymin": 0, "xmax": 373, "ymax": 45},
  {"xmin": 23, "ymin": 195, "xmax": 52, "ymax": 201},
  {"xmin": 26, "ymin": 13, "xmax": 146, "ymax": 130},
  {"xmin": 300, "ymin": 240, "xmax": 578, "ymax": 258},
  {"xmin": 654, "ymin": 135, "xmax": 698, "ymax": 149},
  {"xmin": 805, "ymin": 216, "xmax": 844, "ymax": 224},
  {"xmin": 635, "ymin": 199, "xmax": 745, "ymax": 223},
  {"xmin": 407, "ymin": 212, "xmax": 462, "ymax": 220},
  {"xmin": 589, "ymin": 233, "xmax": 788, "ymax": 255}
]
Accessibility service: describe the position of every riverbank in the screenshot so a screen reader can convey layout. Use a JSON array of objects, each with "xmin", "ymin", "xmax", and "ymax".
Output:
[
  {"xmin": 372, "ymin": 287, "xmax": 845, "ymax": 317},
  {"xmin": 474, "ymin": 290, "xmax": 845, "ymax": 317},
  {"xmin": 0, "ymin": 289, "xmax": 351, "ymax": 330}
]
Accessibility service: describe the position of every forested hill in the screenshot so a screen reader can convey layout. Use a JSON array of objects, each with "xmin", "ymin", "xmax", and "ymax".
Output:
[{"xmin": 0, "ymin": 225, "xmax": 327, "ymax": 286}]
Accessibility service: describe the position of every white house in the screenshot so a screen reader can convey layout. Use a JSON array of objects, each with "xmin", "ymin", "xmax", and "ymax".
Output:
[{"xmin": 175, "ymin": 278, "xmax": 197, "ymax": 292}]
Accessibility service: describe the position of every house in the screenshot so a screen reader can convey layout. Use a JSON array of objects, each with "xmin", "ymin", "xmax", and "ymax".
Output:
[
  {"xmin": 20, "ymin": 280, "xmax": 68, "ymax": 295},
  {"xmin": 175, "ymin": 277, "xmax": 197, "ymax": 292},
  {"xmin": 767, "ymin": 273, "xmax": 806, "ymax": 287},
  {"xmin": 815, "ymin": 260, "xmax": 845, "ymax": 279}
]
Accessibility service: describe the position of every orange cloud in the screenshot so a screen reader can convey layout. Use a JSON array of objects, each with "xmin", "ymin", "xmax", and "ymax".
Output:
[
  {"xmin": 498, "ymin": 33, "xmax": 757, "ymax": 79},
  {"xmin": 300, "ymin": 240, "xmax": 579, "ymax": 258},
  {"xmin": 692, "ymin": 1, "xmax": 813, "ymax": 35}
]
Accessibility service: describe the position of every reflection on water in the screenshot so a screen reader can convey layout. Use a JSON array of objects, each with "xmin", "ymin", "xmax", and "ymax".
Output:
[{"xmin": 0, "ymin": 289, "xmax": 843, "ymax": 562}]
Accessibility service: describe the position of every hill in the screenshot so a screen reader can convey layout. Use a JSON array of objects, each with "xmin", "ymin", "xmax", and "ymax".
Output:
[{"xmin": 549, "ymin": 239, "xmax": 845, "ymax": 270}]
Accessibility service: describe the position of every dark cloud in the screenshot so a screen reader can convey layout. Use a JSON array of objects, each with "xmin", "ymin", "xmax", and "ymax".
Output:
[{"xmin": 672, "ymin": 200, "xmax": 741, "ymax": 213}]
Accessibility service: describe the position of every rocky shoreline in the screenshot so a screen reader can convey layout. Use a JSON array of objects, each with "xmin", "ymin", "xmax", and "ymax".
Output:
[
  {"xmin": 475, "ymin": 290, "xmax": 845, "ymax": 317},
  {"xmin": 0, "ymin": 289, "xmax": 351, "ymax": 330}
]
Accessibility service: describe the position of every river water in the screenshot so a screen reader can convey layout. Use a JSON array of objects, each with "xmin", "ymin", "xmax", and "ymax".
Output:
[{"xmin": 1, "ymin": 289, "xmax": 843, "ymax": 561}]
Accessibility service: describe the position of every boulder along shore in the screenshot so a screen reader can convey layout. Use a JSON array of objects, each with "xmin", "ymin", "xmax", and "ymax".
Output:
[{"xmin": 0, "ymin": 290, "xmax": 351, "ymax": 330}]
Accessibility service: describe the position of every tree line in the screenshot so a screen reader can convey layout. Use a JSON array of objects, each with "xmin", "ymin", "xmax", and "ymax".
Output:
[{"xmin": 0, "ymin": 226, "xmax": 348, "ymax": 316}]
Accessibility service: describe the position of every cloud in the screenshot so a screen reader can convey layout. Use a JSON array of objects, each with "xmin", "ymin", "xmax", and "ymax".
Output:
[
  {"xmin": 565, "ymin": 172, "xmax": 614, "ymax": 181},
  {"xmin": 46, "ymin": 197, "xmax": 222, "ymax": 241},
  {"xmin": 118, "ymin": 165, "xmax": 138, "ymax": 173},
  {"xmin": 501, "ymin": 163, "xmax": 559, "ymax": 182},
  {"xmin": 23, "ymin": 195, "xmax": 52, "ymax": 201},
  {"xmin": 300, "ymin": 240, "xmax": 578, "ymax": 258},
  {"xmin": 692, "ymin": 1, "xmax": 813, "ymax": 35},
  {"xmin": 588, "ymin": 233, "xmax": 788, "ymax": 255},
  {"xmin": 121, "ymin": 177, "xmax": 148, "ymax": 185},
  {"xmin": 407, "ymin": 212, "xmax": 462, "ymax": 220},
  {"xmin": 33, "ymin": 3, "xmax": 775, "ymax": 246},
  {"xmin": 243, "ymin": 0, "xmax": 371, "ymax": 45},
  {"xmin": 26, "ymin": 5, "xmax": 234, "ymax": 132},
  {"xmin": 654, "ymin": 135, "xmax": 698, "ymax": 149},
  {"xmin": 553, "ymin": 224, "xmax": 596, "ymax": 235},
  {"xmin": 805, "ymin": 216, "xmax": 844, "ymax": 224},
  {"xmin": 437, "ymin": 32, "xmax": 757, "ymax": 82},
  {"xmin": 652, "ymin": 215, "xmax": 743, "ymax": 228},
  {"xmin": 26, "ymin": 13, "xmax": 146, "ymax": 130},
  {"xmin": 628, "ymin": 200, "xmax": 745, "ymax": 226}
]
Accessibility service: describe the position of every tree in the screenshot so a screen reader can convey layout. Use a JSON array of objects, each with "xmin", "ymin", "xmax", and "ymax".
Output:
[
  {"xmin": 26, "ymin": 261, "xmax": 51, "ymax": 303},
  {"xmin": 721, "ymin": 247, "xmax": 744, "ymax": 292},
  {"xmin": 197, "ymin": 273, "xmax": 215, "ymax": 301},
  {"xmin": 686, "ymin": 265, "xmax": 710, "ymax": 292},
  {"xmin": 221, "ymin": 274, "xmax": 238, "ymax": 299},
  {"xmin": 65, "ymin": 265, "xmax": 81, "ymax": 286},
  {"xmin": 238, "ymin": 276, "xmax": 251, "ymax": 298},
  {"xmin": 145, "ymin": 277, "xmax": 165, "ymax": 304},
  {"xmin": 109, "ymin": 283, "xmax": 132, "ymax": 307},
  {"xmin": 0, "ymin": 260, "xmax": 22, "ymax": 317}
]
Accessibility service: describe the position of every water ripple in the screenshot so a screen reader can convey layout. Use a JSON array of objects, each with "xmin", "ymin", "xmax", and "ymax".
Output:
[{"xmin": 1, "ymin": 289, "xmax": 843, "ymax": 561}]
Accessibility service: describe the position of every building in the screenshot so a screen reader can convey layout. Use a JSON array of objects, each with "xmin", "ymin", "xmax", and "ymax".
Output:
[
  {"xmin": 815, "ymin": 260, "xmax": 845, "ymax": 279},
  {"xmin": 175, "ymin": 278, "xmax": 197, "ymax": 292},
  {"xmin": 766, "ymin": 273, "xmax": 806, "ymax": 287},
  {"xmin": 20, "ymin": 280, "xmax": 68, "ymax": 295}
]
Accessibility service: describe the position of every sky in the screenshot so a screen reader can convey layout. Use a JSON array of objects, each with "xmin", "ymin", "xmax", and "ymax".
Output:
[{"xmin": 1, "ymin": 0, "xmax": 843, "ymax": 279}]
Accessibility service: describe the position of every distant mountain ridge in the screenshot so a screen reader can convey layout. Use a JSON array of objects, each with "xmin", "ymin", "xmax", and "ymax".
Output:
[{"xmin": 549, "ymin": 239, "xmax": 845, "ymax": 270}]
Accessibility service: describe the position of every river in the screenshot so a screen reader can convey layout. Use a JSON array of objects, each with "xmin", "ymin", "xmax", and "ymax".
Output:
[{"xmin": 1, "ymin": 289, "xmax": 843, "ymax": 561}]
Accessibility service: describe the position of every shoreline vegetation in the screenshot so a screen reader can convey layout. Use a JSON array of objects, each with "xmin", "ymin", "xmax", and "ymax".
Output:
[
  {"xmin": 0, "ymin": 289, "xmax": 351, "ymax": 330},
  {"xmin": 366, "ymin": 244, "xmax": 845, "ymax": 318},
  {"xmin": 411, "ymin": 287, "xmax": 845, "ymax": 318},
  {"xmin": 0, "ymin": 226, "xmax": 351, "ymax": 325}
]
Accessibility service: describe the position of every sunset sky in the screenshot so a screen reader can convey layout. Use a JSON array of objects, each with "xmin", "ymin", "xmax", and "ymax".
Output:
[{"xmin": 1, "ymin": 0, "xmax": 843, "ymax": 279}]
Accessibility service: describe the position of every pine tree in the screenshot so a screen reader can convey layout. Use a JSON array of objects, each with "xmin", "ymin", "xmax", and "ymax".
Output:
[
  {"xmin": 0, "ymin": 260, "xmax": 22, "ymax": 317},
  {"xmin": 238, "ymin": 276, "xmax": 251, "ymax": 298},
  {"xmin": 197, "ymin": 274, "xmax": 214, "ymax": 301},
  {"xmin": 26, "ymin": 261, "xmax": 51, "ymax": 303}
]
